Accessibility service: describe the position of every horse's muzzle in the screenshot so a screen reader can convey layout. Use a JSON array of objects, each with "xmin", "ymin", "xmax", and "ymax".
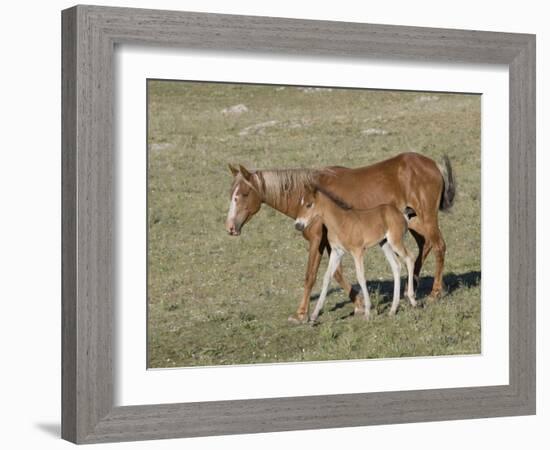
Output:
[
  {"xmin": 294, "ymin": 222, "xmax": 305, "ymax": 232},
  {"xmin": 225, "ymin": 221, "xmax": 241, "ymax": 236}
]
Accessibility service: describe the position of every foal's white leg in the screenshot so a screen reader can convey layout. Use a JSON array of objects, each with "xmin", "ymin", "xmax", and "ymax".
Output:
[
  {"xmin": 310, "ymin": 248, "xmax": 344, "ymax": 323},
  {"xmin": 381, "ymin": 242, "xmax": 401, "ymax": 316},
  {"xmin": 403, "ymin": 253, "xmax": 417, "ymax": 307},
  {"xmin": 389, "ymin": 239, "xmax": 417, "ymax": 308},
  {"xmin": 352, "ymin": 252, "xmax": 371, "ymax": 320}
]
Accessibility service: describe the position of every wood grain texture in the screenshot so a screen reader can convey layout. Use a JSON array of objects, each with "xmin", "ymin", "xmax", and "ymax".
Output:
[
  {"xmin": 61, "ymin": 4, "xmax": 536, "ymax": 444},
  {"xmin": 61, "ymin": 7, "xmax": 77, "ymax": 443},
  {"xmin": 508, "ymin": 36, "xmax": 536, "ymax": 409}
]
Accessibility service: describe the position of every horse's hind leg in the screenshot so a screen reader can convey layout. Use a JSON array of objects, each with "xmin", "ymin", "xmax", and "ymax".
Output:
[
  {"xmin": 409, "ymin": 206, "xmax": 446, "ymax": 301},
  {"xmin": 424, "ymin": 220, "xmax": 447, "ymax": 301},
  {"xmin": 407, "ymin": 218, "xmax": 432, "ymax": 292},
  {"xmin": 381, "ymin": 242, "xmax": 402, "ymax": 316}
]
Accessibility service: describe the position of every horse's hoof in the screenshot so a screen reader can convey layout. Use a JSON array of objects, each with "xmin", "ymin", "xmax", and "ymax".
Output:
[
  {"xmin": 288, "ymin": 314, "xmax": 308, "ymax": 325},
  {"xmin": 354, "ymin": 307, "xmax": 366, "ymax": 316},
  {"xmin": 362, "ymin": 313, "xmax": 371, "ymax": 321},
  {"xmin": 388, "ymin": 309, "xmax": 397, "ymax": 317}
]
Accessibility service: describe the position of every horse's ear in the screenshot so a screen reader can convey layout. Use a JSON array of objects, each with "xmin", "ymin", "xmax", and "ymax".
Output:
[
  {"xmin": 239, "ymin": 165, "xmax": 253, "ymax": 181},
  {"xmin": 228, "ymin": 163, "xmax": 239, "ymax": 177}
]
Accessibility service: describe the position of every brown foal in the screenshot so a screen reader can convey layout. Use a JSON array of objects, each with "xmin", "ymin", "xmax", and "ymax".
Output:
[
  {"xmin": 225, "ymin": 152, "xmax": 455, "ymax": 323},
  {"xmin": 294, "ymin": 188, "xmax": 416, "ymax": 323}
]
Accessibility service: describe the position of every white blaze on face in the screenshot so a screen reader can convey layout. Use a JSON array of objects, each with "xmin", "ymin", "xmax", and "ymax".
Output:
[
  {"xmin": 227, "ymin": 185, "xmax": 239, "ymax": 222},
  {"xmin": 295, "ymin": 196, "xmax": 308, "ymax": 229}
]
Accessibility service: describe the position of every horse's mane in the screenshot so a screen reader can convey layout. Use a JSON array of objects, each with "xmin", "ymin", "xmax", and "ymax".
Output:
[
  {"xmin": 232, "ymin": 167, "xmax": 342, "ymax": 207},
  {"xmin": 258, "ymin": 169, "xmax": 319, "ymax": 202}
]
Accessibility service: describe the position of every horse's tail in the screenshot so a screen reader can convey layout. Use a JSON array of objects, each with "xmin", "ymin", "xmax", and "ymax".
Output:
[{"xmin": 438, "ymin": 155, "xmax": 456, "ymax": 211}]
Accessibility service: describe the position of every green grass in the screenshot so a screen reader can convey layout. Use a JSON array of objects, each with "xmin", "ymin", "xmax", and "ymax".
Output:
[{"xmin": 147, "ymin": 81, "xmax": 481, "ymax": 368}]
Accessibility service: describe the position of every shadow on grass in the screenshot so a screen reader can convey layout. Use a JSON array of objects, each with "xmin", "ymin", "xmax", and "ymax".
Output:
[{"xmin": 310, "ymin": 271, "xmax": 481, "ymax": 314}]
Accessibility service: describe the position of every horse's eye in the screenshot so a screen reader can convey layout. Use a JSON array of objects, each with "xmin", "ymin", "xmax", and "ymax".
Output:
[
  {"xmin": 242, "ymin": 192, "xmax": 249, "ymax": 198},
  {"xmin": 306, "ymin": 203, "xmax": 313, "ymax": 208}
]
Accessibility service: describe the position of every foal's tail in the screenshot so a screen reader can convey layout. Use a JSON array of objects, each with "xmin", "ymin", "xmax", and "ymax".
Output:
[{"xmin": 438, "ymin": 155, "xmax": 456, "ymax": 211}]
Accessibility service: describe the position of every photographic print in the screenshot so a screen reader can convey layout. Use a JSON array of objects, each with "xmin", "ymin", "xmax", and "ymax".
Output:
[{"xmin": 147, "ymin": 80, "xmax": 481, "ymax": 369}]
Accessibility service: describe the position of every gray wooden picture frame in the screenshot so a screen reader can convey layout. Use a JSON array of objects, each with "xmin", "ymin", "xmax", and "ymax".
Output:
[{"xmin": 61, "ymin": 4, "xmax": 536, "ymax": 444}]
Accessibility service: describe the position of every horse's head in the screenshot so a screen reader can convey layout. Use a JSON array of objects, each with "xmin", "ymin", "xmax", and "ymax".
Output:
[
  {"xmin": 294, "ymin": 188, "xmax": 318, "ymax": 232},
  {"xmin": 225, "ymin": 164, "xmax": 263, "ymax": 236}
]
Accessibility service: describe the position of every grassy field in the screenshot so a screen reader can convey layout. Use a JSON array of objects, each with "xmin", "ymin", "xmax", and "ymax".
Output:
[{"xmin": 147, "ymin": 80, "xmax": 481, "ymax": 368}]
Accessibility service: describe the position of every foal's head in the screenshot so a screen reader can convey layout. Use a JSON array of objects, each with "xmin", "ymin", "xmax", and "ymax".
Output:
[
  {"xmin": 294, "ymin": 186, "xmax": 353, "ymax": 232},
  {"xmin": 225, "ymin": 164, "xmax": 263, "ymax": 236},
  {"xmin": 294, "ymin": 188, "xmax": 319, "ymax": 232}
]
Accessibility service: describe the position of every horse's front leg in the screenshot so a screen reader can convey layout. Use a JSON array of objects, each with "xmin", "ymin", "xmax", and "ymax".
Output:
[{"xmin": 288, "ymin": 226, "xmax": 325, "ymax": 324}]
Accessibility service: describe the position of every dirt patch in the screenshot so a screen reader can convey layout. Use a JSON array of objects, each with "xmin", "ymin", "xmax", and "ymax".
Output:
[
  {"xmin": 149, "ymin": 142, "xmax": 173, "ymax": 151},
  {"xmin": 362, "ymin": 128, "xmax": 389, "ymax": 136},
  {"xmin": 222, "ymin": 104, "xmax": 249, "ymax": 115},
  {"xmin": 239, "ymin": 120, "xmax": 279, "ymax": 136}
]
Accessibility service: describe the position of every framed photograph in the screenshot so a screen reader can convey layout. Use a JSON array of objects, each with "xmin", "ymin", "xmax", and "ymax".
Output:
[{"xmin": 62, "ymin": 5, "xmax": 535, "ymax": 444}]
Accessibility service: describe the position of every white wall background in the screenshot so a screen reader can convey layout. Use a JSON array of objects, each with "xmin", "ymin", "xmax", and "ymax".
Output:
[{"xmin": 0, "ymin": 1, "xmax": 546, "ymax": 448}]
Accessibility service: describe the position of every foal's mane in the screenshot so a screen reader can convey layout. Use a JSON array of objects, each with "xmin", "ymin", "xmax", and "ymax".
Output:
[{"xmin": 314, "ymin": 185, "xmax": 353, "ymax": 210}]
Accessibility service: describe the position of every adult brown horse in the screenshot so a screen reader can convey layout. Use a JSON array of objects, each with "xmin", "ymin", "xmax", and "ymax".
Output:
[{"xmin": 225, "ymin": 152, "xmax": 455, "ymax": 324}]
